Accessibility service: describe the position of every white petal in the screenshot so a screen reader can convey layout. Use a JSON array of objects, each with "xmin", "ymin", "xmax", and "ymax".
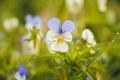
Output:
[
  {"xmin": 11, "ymin": 17, "xmax": 19, "ymax": 27},
  {"xmin": 47, "ymin": 30, "xmax": 58, "ymax": 42},
  {"xmin": 91, "ymin": 40, "xmax": 96, "ymax": 46},
  {"xmin": 82, "ymin": 29, "xmax": 95, "ymax": 44},
  {"xmin": 25, "ymin": 23, "xmax": 33, "ymax": 31},
  {"xmin": 23, "ymin": 41, "xmax": 39, "ymax": 55},
  {"xmin": 51, "ymin": 41, "xmax": 68, "ymax": 52},
  {"xmin": 14, "ymin": 72, "xmax": 22, "ymax": 80},
  {"xmin": 3, "ymin": 18, "xmax": 18, "ymax": 31},
  {"xmin": 97, "ymin": 0, "xmax": 107, "ymax": 12},
  {"xmin": 45, "ymin": 38, "xmax": 52, "ymax": 46},
  {"xmin": 66, "ymin": 0, "xmax": 84, "ymax": 15},
  {"xmin": 45, "ymin": 38, "xmax": 55, "ymax": 53},
  {"xmin": 63, "ymin": 32, "xmax": 72, "ymax": 42},
  {"xmin": 22, "ymin": 75, "xmax": 26, "ymax": 80}
]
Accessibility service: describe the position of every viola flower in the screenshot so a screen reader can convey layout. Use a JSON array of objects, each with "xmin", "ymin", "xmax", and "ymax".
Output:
[
  {"xmin": 22, "ymin": 14, "xmax": 42, "ymax": 54},
  {"xmin": 97, "ymin": 0, "xmax": 107, "ymax": 12},
  {"xmin": 66, "ymin": 0, "xmax": 84, "ymax": 15},
  {"xmin": 14, "ymin": 64, "xmax": 28, "ymax": 80},
  {"xmin": 46, "ymin": 18, "xmax": 75, "ymax": 52},
  {"xmin": 25, "ymin": 14, "xmax": 42, "ymax": 31},
  {"xmin": 3, "ymin": 17, "xmax": 19, "ymax": 31},
  {"xmin": 81, "ymin": 29, "xmax": 96, "ymax": 53}
]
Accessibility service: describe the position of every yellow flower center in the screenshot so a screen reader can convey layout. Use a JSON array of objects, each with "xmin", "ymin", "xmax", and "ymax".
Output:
[{"xmin": 57, "ymin": 37, "xmax": 64, "ymax": 43}]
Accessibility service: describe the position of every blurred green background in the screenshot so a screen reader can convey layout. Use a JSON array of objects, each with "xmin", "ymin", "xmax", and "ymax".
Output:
[{"xmin": 0, "ymin": 0, "xmax": 120, "ymax": 80}]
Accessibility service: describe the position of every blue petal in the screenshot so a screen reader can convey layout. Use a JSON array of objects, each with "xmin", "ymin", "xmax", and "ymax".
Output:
[
  {"xmin": 48, "ymin": 18, "xmax": 61, "ymax": 33},
  {"xmin": 62, "ymin": 20, "xmax": 75, "ymax": 33},
  {"xmin": 18, "ymin": 64, "xmax": 28, "ymax": 76},
  {"xmin": 33, "ymin": 16, "xmax": 42, "ymax": 26},
  {"xmin": 25, "ymin": 14, "xmax": 33, "ymax": 23}
]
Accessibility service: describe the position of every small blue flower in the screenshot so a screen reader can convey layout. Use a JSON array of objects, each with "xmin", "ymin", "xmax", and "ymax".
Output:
[
  {"xmin": 25, "ymin": 14, "xmax": 42, "ymax": 31},
  {"xmin": 46, "ymin": 18, "xmax": 75, "ymax": 52},
  {"xmin": 14, "ymin": 64, "xmax": 28, "ymax": 80},
  {"xmin": 85, "ymin": 77, "xmax": 90, "ymax": 80}
]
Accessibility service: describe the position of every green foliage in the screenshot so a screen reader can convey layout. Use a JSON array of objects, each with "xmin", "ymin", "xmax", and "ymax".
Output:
[{"xmin": 0, "ymin": 0, "xmax": 120, "ymax": 80}]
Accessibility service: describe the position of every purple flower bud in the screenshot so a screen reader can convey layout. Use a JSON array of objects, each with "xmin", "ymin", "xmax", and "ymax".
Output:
[{"xmin": 18, "ymin": 64, "xmax": 28, "ymax": 76}]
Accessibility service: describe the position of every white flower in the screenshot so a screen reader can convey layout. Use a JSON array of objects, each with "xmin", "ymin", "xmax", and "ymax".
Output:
[
  {"xmin": 97, "ymin": 0, "xmax": 107, "ymax": 12},
  {"xmin": 81, "ymin": 29, "xmax": 96, "ymax": 53},
  {"xmin": 81, "ymin": 29, "xmax": 96, "ymax": 46},
  {"xmin": 46, "ymin": 18, "xmax": 75, "ymax": 52},
  {"xmin": 22, "ymin": 33, "xmax": 40, "ymax": 55},
  {"xmin": 66, "ymin": 0, "xmax": 84, "ymax": 15},
  {"xmin": 3, "ymin": 17, "xmax": 19, "ymax": 31}
]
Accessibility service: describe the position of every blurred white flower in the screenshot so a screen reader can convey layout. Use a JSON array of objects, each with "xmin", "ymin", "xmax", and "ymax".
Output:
[
  {"xmin": 22, "ymin": 33, "xmax": 40, "ymax": 55},
  {"xmin": 21, "ymin": 14, "xmax": 43, "ymax": 55},
  {"xmin": 66, "ymin": 0, "xmax": 84, "ymax": 15},
  {"xmin": 97, "ymin": 0, "xmax": 107, "ymax": 12},
  {"xmin": 23, "ymin": 40, "xmax": 39, "ymax": 55},
  {"xmin": 82, "ymin": 29, "xmax": 96, "ymax": 46},
  {"xmin": 81, "ymin": 29, "xmax": 96, "ymax": 53},
  {"xmin": 3, "ymin": 17, "xmax": 19, "ymax": 31}
]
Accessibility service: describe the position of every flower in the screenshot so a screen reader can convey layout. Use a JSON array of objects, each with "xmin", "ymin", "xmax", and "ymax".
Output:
[
  {"xmin": 81, "ymin": 29, "xmax": 96, "ymax": 53},
  {"xmin": 97, "ymin": 0, "xmax": 107, "ymax": 12},
  {"xmin": 25, "ymin": 14, "xmax": 42, "ymax": 31},
  {"xmin": 22, "ymin": 14, "xmax": 42, "ymax": 54},
  {"xmin": 46, "ymin": 18, "xmax": 75, "ymax": 52},
  {"xmin": 81, "ymin": 29, "xmax": 96, "ymax": 46},
  {"xmin": 14, "ymin": 64, "xmax": 28, "ymax": 80},
  {"xmin": 3, "ymin": 17, "xmax": 19, "ymax": 31},
  {"xmin": 66, "ymin": 0, "xmax": 84, "ymax": 15}
]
